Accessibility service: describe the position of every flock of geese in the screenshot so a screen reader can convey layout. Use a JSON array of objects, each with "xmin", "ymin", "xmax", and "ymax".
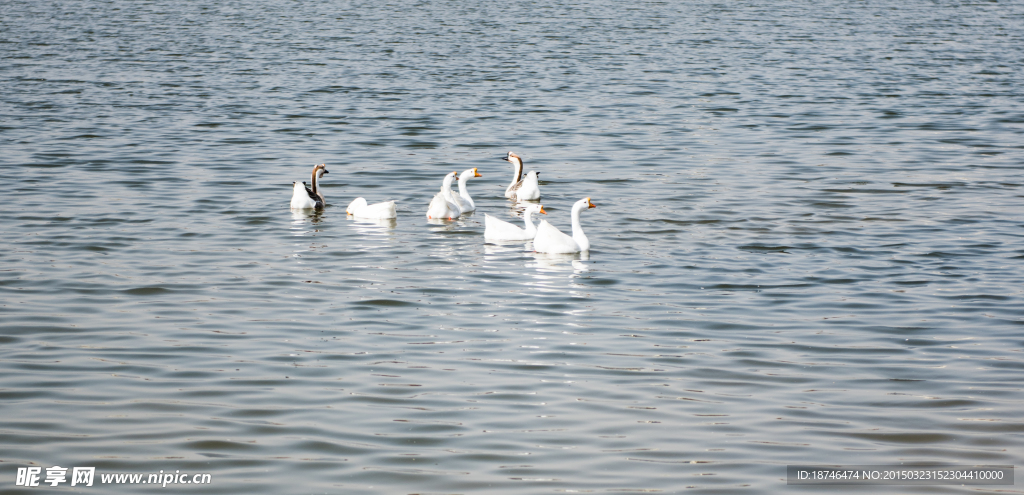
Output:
[{"xmin": 290, "ymin": 152, "xmax": 596, "ymax": 254}]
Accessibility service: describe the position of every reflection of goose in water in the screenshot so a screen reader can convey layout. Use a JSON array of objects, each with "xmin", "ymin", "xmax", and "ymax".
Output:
[
  {"xmin": 483, "ymin": 241, "xmax": 529, "ymax": 257},
  {"xmin": 503, "ymin": 151, "xmax": 540, "ymax": 202},
  {"xmin": 452, "ymin": 167, "xmax": 482, "ymax": 213},
  {"xmin": 349, "ymin": 216, "xmax": 398, "ymax": 230},
  {"xmin": 426, "ymin": 171, "xmax": 461, "ymax": 220},
  {"xmin": 484, "ymin": 203, "xmax": 546, "ymax": 242},
  {"xmin": 530, "ymin": 251, "xmax": 590, "ymax": 272},
  {"xmin": 290, "ymin": 163, "xmax": 329, "ymax": 209},
  {"xmin": 290, "ymin": 208, "xmax": 325, "ymax": 225},
  {"xmin": 533, "ymin": 197, "xmax": 595, "ymax": 254}
]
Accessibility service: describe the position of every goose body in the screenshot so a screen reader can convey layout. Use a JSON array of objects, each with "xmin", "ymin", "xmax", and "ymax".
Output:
[
  {"xmin": 484, "ymin": 203, "xmax": 546, "ymax": 241},
  {"xmin": 533, "ymin": 197, "xmax": 595, "ymax": 254},
  {"xmin": 426, "ymin": 171, "xmax": 462, "ymax": 220},
  {"xmin": 453, "ymin": 167, "xmax": 482, "ymax": 212},
  {"xmin": 291, "ymin": 182, "xmax": 319, "ymax": 209},
  {"xmin": 347, "ymin": 197, "xmax": 397, "ymax": 219},
  {"xmin": 503, "ymin": 151, "xmax": 541, "ymax": 201},
  {"xmin": 290, "ymin": 164, "xmax": 329, "ymax": 209}
]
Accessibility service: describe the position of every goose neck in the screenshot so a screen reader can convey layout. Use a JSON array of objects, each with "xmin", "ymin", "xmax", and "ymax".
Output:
[
  {"xmin": 458, "ymin": 181, "xmax": 475, "ymax": 209},
  {"xmin": 442, "ymin": 177, "xmax": 459, "ymax": 206},
  {"xmin": 570, "ymin": 203, "xmax": 583, "ymax": 232},
  {"xmin": 571, "ymin": 202, "xmax": 589, "ymax": 251},
  {"xmin": 509, "ymin": 158, "xmax": 523, "ymax": 187},
  {"xmin": 523, "ymin": 209, "xmax": 537, "ymax": 235}
]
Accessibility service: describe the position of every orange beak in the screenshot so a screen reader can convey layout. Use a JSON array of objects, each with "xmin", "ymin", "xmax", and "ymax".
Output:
[
  {"xmin": 474, "ymin": 168, "xmax": 482, "ymax": 177},
  {"xmin": 539, "ymin": 206, "xmax": 547, "ymax": 214},
  {"xmin": 587, "ymin": 198, "xmax": 596, "ymax": 209}
]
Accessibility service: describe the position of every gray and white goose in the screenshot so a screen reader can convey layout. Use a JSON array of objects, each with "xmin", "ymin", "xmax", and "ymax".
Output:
[
  {"xmin": 502, "ymin": 151, "xmax": 541, "ymax": 202},
  {"xmin": 291, "ymin": 163, "xmax": 329, "ymax": 209}
]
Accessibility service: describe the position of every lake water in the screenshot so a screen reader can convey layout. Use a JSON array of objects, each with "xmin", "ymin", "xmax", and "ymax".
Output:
[{"xmin": 2, "ymin": 0, "xmax": 1023, "ymax": 493}]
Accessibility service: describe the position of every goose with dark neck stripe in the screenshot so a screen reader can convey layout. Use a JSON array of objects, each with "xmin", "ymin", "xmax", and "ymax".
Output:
[
  {"xmin": 291, "ymin": 163, "xmax": 328, "ymax": 209},
  {"xmin": 503, "ymin": 151, "xmax": 541, "ymax": 202}
]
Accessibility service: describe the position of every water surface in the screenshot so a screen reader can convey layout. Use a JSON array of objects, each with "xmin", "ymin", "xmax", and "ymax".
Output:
[{"xmin": 2, "ymin": 0, "xmax": 1023, "ymax": 493}]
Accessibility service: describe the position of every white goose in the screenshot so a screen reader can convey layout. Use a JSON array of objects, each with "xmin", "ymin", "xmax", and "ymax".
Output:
[
  {"xmin": 503, "ymin": 151, "xmax": 541, "ymax": 202},
  {"xmin": 347, "ymin": 197, "xmax": 397, "ymax": 219},
  {"xmin": 291, "ymin": 163, "xmax": 329, "ymax": 209},
  {"xmin": 484, "ymin": 203, "xmax": 546, "ymax": 241},
  {"xmin": 452, "ymin": 167, "xmax": 482, "ymax": 213},
  {"xmin": 426, "ymin": 171, "xmax": 462, "ymax": 220},
  {"xmin": 533, "ymin": 197, "xmax": 596, "ymax": 254}
]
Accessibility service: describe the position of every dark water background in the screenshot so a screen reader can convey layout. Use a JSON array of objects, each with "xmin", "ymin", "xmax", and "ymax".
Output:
[{"xmin": 2, "ymin": 0, "xmax": 1023, "ymax": 493}]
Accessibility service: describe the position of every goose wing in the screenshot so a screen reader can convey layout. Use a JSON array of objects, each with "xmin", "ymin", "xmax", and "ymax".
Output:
[
  {"xmin": 360, "ymin": 200, "xmax": 397, "ymax": 219},
  {"xmin": 509, "ymin": 172, "xmax": 540, "ymax": 202},
  {"xmin": 507, "ymin": 178, "xmax": 526, "ymax": 202},
  {"xmin": 484, "ymin": 213, "xmax": 527, "ymax": 240},
  {"xmin": 533, "ymin": 220, "xmax": 578, "ymax": 253},
  {"xmin": 428, "ymin": 192, "xmax": 453, "ymax": 219},
  {"xmin": 304, "ymin": 183, "xmax": 325, "ymax": 207}
]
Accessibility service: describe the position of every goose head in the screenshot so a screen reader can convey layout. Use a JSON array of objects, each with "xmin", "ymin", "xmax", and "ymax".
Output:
[
  {"xmin": 459, "ymin": 167, "xmax": 482, "ymax": 181},
  {"xmin": 346, "ymin": 197, "xmax": 368, "ymax": 214},
  {"xmin": 525, "ymin": 203, "xmax": 547, "ymax": 216},
  {"xmin": 442, "ymin": 171, "xmax": 459, "ymax": 189},
  {"xmin": 502, "ymin": 151, "xmax": 523, "ymax": 167},
  {"xmin": 572, "ymin": 197, "xmax": 596, "ymax": 212}
]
